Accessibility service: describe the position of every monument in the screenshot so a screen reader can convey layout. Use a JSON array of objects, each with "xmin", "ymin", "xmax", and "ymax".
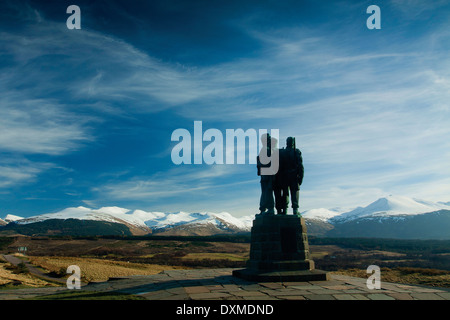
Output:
[{"xmin": 233, "ymin": 136, "xmax": 328, "ymax": 282}]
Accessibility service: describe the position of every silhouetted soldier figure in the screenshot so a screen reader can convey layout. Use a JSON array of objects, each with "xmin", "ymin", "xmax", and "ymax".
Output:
[
  {"xmin": 275, "ymin": 137, "xmax": 304, "ymax": 215},
  {"xmin": 257, "ymin": 133, "xmax": 278, "ymax": 215}
]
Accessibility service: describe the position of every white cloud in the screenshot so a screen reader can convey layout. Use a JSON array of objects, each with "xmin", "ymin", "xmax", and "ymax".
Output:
[
  {"xmin": 0, "ymin": 159, "xmax": 52, "ymax": 188},
  {"xmin": 2, "ymin": 2, "xmax": 450, "ymax": 214},
  {"xmin": 0, "ymin": 93, "xmax": 92, "ymax": 155},
  {"xmin": 96, "ymin": 165, "xmax": 252, "ymax": 200},
  {"xmin": 86, "ymin": 23, "xmax": 450, "ymax": 211},
  {"xmin": 390, "ymin": 0, "xmax": 449, "ymax": 18}
]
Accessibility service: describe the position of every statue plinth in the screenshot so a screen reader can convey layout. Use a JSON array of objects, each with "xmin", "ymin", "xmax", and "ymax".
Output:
[{"xmin": 233, "ymin": 214, "xmax": 328, "ymax": 282}]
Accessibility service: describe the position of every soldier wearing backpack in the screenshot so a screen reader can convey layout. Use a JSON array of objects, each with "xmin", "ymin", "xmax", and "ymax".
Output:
[{"xmin": 274, "ymin": 137, "xmax": 304, "ymax": 215}]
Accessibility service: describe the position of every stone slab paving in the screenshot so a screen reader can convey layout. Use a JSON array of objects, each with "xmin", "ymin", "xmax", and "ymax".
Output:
[{"xmin": 0, "ymin": 268, "xmax": 449, "ymax": 300}]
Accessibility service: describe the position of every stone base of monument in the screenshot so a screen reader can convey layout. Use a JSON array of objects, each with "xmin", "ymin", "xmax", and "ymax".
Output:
[
  {"xmin": 233, "ymin": 214, "xmax": 328, "ymax": 282},
  {"xmin": 232, "ymin": 268, "xmax": 329, "ymax": 282}
]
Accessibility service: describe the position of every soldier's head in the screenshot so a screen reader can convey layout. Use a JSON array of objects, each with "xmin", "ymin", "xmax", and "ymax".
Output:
[
  {"xmin": 260, "ymin": 133, "xmax": 271, "ymax": 146},
  {"xmin": 286, "ymin": 137, "xmax": 295, "ymax": 149},
  {"xmin": 270, "ymin": 137, "xmax": 278, "ymax": 149}
]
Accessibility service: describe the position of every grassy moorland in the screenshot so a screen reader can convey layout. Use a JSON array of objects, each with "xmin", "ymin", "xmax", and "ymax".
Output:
[
  {"xmin": 0, "ymin": 235, "xmax": 449, "ymax": 288},
  {"xmin": 27, "ymin": 256, "xmax": 187, "ymax": 283}
]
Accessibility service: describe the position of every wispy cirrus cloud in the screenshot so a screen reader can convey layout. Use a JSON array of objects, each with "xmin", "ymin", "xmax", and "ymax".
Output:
[
  {"xmin": 0, "ymin": 158, "xmax": 54, "ymax": 188},
  {"xmin": 77, "ymin": 19, "xmax": 450, "ymax": 211},
  {"xmin": 92, "ymin": 164, "xmax": 259, "ymax": 215},
  {"xmin": 1, "ymin": 0, "xmax": 450, "ymax": 216},
  {"xmin": 95, "ymin": 165, "xmax": 252, "ymax": 199},
  {"xmin": 0, "ymin": 94, "xmax": 92, "ymax": 155}
]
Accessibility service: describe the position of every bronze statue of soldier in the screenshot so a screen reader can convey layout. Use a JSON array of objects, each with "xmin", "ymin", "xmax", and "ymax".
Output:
[
  {"xmin": 274, "ymin": 137, "xmax": 304, "ymax": 215},
  {"xmin": 257, "ymin": 133, "xmax": 278, "ymax": 215}
]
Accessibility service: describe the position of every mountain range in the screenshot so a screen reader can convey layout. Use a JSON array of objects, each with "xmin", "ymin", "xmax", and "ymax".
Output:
[
  {"xmin": 303, "ymin": 195, "xmax": 450, "ymax": 239},
  {"xmin": 0, "ymin": 206, "xmax": 254, "ymax": 237},
  {"xmin": 1, "ymin": 195, "xmax": 450, "ymax": 239}
]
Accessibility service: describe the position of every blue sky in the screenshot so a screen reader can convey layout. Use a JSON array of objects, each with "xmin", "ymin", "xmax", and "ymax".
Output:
[{"xmin": 1, "ymin": 0, "xmax": 450, "ymax": 218}]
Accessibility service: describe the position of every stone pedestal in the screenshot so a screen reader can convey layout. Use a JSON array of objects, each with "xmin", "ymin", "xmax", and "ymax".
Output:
[{"xmin": 233, "ymin": 214, "xmax": 328, "ymax": 282}]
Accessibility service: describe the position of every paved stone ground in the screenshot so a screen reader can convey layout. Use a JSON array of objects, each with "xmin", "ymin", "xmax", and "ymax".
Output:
[{"xmin": 0, "ymin": 268, "xmax": 449, "ymax": 300}]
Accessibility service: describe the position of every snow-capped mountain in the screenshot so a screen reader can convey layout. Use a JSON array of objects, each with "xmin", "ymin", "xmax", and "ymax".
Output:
[
  {"xmin": 300, "ymin": 195, "xmax": 450, "ymax": 239},
  {"xmin": 13, "ymin": 206, "xmax": 148, "ymax": 228},
  {"xmin": 320, "ymin": 195, "xmax": 450, "ymax": 239},
  {"xmin": 143, "ymin": 211, "xmax": 252, "ymax": 231},
  {"xmin": 2, "ymin": 206, "xmax": 254, "ymax": 236},
  {"xmin": 4, "ymin": 214, "xmax": 25, "ymax": 223},
  {"xmin": 301, "ymin": 208, "xmax": 346, "ymax": 222},
  {"xmin": 329, "ymin": 195, "xmax": 450, "ymax": 223},
  {"xmin": 2, "ymin": 195, "xmax": 449, "ymax": 238},
  {"xmin": 0, "ymin": 214, "xmax": 24, "ymax": 226}
]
